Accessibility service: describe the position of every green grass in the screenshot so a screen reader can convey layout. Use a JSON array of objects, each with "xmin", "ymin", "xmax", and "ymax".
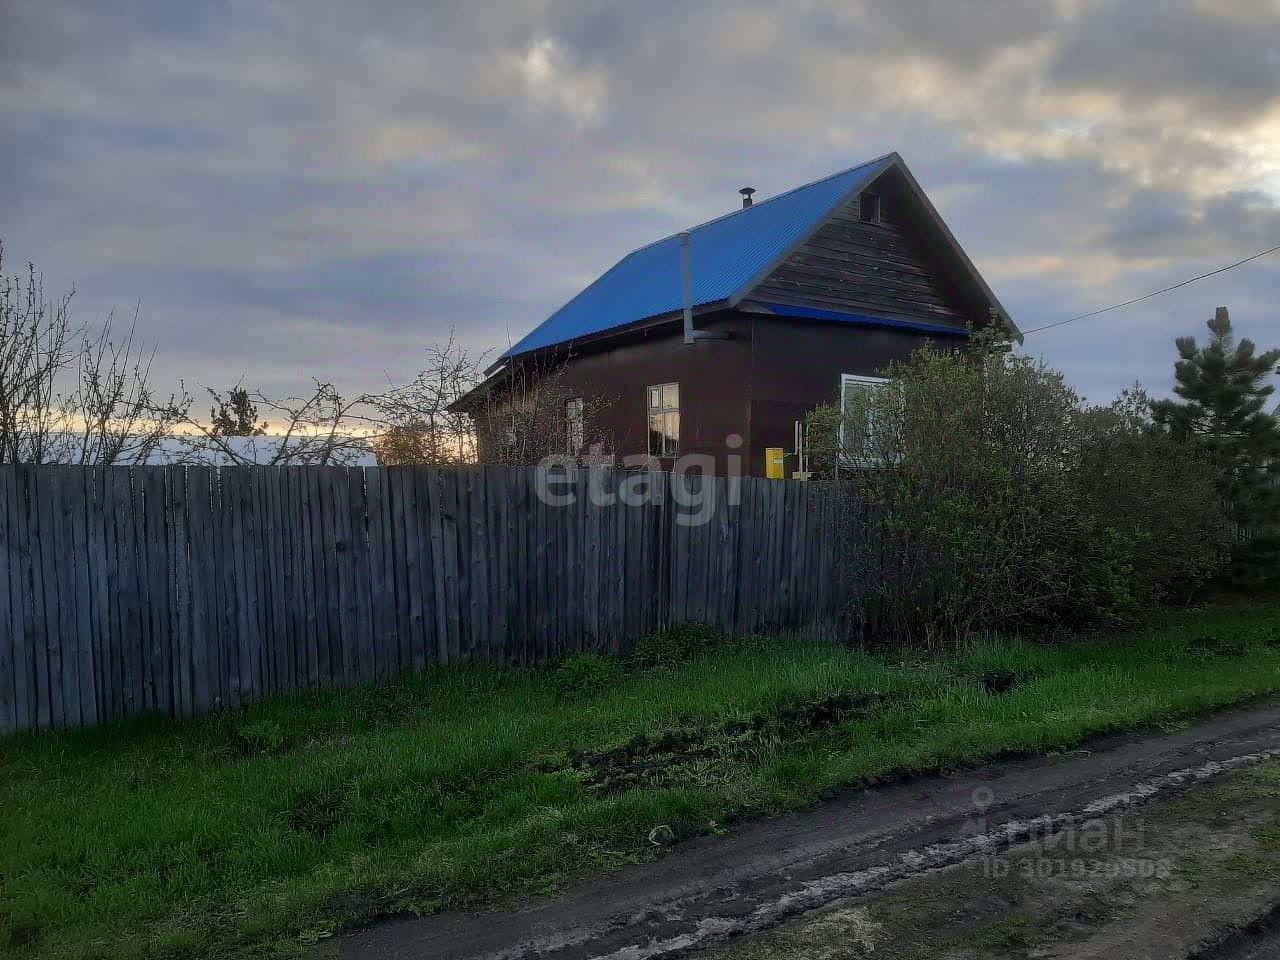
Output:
[
  {"xmin": 4, "ymin": 606, "xmax": 1280, "ymax": 959},
  {"xmin": 954, "ymin": 914, "xmax": 1046, "ymax": 950},
  {"xmin": 1176, "ymin": 761, "xmax": 1280, "ymax": 884}
]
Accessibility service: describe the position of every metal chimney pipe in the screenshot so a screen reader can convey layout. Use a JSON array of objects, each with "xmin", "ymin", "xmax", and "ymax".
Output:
[
  {"xmin": 680, "ymin": 231, "xmax": 694, "ymax": 344},
  {"xmin": 739, "ymin": 186, "xmax": 756, "ymax": 208},
  {"xmin": 679, "ymin": 232, "xmax": 728, "ymax": 345}
]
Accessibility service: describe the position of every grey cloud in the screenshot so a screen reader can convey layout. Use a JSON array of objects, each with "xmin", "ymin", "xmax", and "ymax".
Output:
[
  {"xmin": 2, "ymin": 0, "xmax": 1279, "ymax": 411},
  {"xmin": 1098, "ymin": 188, "xmax": 1197, "ymax": 254},
  {"xmin": 838, "ymin": 0, "xmax": 1062, "ymax": 66},
  {"xmin": 1098, "ymin": 186, "xmax": 1280, "ymax": 258},
  {"xmin": 1048, "ymin": 0, "xmax": 1280, "ymax": 120}
]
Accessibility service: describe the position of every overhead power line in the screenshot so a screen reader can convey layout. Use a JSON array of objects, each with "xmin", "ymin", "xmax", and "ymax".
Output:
[{"xmin": 1021, "ymin": 242, "xmax": 1280, "ymax": 336}]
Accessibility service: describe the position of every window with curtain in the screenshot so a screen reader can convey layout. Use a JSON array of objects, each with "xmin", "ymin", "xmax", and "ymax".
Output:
[{"xmin": 646, "ymin": 382, "xmax": 679, "ymax": 457}]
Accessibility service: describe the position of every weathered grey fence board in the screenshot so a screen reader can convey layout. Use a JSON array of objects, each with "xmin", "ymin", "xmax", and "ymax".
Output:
[
  {"xmin": 17, "ymin": 467, "xmax": 39, "ymax": 730},
  {"xmin": 0, "ymin": 469, "xmax": 16, "ymax": 730},
  {"xmin": 97, "ymin": 468, "xmax": 119, "ymax": 720},
  {"xmin": 40, "ymin": 469, "xmax": 68, "ymax": 727},
  {"xmin": 290, "ymin": 467, "xmax": 314, "ymax": 687},
  {"xmin": 273, "ymin": 467, "xmax": 297, "ymax": 689},
  {"xmin": 2, "ymin": 468, "xmax": 22, "ymax": 731},
  {"xmin": 0, "ymin": 467, "xmax": 14, "ymax": 733},
  {"xmin": 227, "ymin": 467, "xmax": 250, "ymax": 706},
  {"xmin": 400, "ymin": 467, "xmax": 422, "ymax": 667},
  {"xmin": 301, "ymin": 467, "xmax": 324, "ymax": 685},
  {"xmin": 0, "ymin": 465, "xmax": 851, "ymax": 733}
]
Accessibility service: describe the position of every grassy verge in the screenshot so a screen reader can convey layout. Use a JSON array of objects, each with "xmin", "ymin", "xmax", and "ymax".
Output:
[{"xmin": 4, "ymin": 604, "xmax": 1280, "ymax": 959}]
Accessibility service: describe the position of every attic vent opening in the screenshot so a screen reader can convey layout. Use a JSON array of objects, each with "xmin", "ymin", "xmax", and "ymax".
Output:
[{"xmin": 859, "ymin": 192, "xmax": 881, "ymax": 223}]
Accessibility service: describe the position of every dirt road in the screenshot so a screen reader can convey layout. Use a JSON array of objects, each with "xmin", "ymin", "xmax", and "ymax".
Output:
[
  {"xmin": 701, "ymin": 755, "xmax": 1280, "ymax": 959},
  {"xmin": 337, "ymin": 700, "xmax": 1280, "ymax": 960}
]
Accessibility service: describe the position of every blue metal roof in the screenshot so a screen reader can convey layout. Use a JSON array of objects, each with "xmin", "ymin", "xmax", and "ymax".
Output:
[{"xmin": 500, "ymin": 155, "xmax": 896, "ymax": 360}]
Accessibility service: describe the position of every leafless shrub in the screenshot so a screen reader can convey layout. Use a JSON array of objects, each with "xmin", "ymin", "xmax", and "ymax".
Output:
[
  {"xmin": 176, "ymin": 380, "xmax": 374, "ymax": 465},
  {"xmin": 370, "ymin": 332, "xmax": 485, "ymax": 465},
  {"xmin": 0, "ymin": 245, "xmax": 612, "ymax": 472},
  {"xmin": 0, "ymin": 244, "xmax": 190, "ymax": 464},
  {"xmin": 368, "ymin": 333, "xmax": 615, "ymax": 466},
  {"xmin": 469, "ymin": 356, "xmax": 615, "ymax": 466}
]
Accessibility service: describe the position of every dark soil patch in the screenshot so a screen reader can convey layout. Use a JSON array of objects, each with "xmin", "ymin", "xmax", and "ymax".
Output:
[
  {"xmin": 2, "ymin": 922, "xmax": 41, "ymax": 950},
  {"xmin": 226, "ymin": 718, "xmax": 293, "ymax": 757},
  {"xmin": 357, "ymin": 681, "xmax": 432, "ymax": 726},
  {"xmin": 976, "ymin": 670, "xmax": 1020, "ymax": 695},
  {"xmin": 559, "ymin": 692, "xmax": 887, "ymax": 795},
  {"xmin": 1193, "ymin": 902, "xmax": 1280, "ymax": 959},
  {"xmin": 288, "ymin": 787, "xmax": 344, "ymax": 838}
]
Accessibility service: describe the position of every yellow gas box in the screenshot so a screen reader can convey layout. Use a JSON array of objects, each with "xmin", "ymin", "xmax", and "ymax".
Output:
[{"xmin": 764, "ymin": 447, "xmax": 786, "ymax": 479}]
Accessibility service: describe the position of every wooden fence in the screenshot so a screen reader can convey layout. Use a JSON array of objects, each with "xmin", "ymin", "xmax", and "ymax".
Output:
[{"xmin": 0, "ymin": 465, "xmax": 848, "ymax": 733}]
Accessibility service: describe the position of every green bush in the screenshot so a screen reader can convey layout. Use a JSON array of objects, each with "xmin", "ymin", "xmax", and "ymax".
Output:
[
  {"xmin": 1232, "ymin": 534, "xmax": 1280, "ymax": 589},
  {"xmin": 1067, "ymin": 389, "xmax": 1228, "ymax": 618},
  {"xmin": 230, "ymin": 719, "xmax": 289, "ymax": 756},
  {"xmin": 628, "ymin": 623, "xmax": 728, "ymax": 670},
  {"xmin": 816, "ymin": 332, "xmax": 1229, "ymax": 646},
  {"xmin": 551, "ymin": 653, "xmax": 625, "ymax": 695}
]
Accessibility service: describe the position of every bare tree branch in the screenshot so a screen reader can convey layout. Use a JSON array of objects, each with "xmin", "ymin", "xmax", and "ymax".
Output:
[
  {"xmin": 175, "ymin": 379, "xmax": 374, "ymax": 465},
  {"xmin": 0, "ymin": 244, "xmax": 190, "ymax": 464}
]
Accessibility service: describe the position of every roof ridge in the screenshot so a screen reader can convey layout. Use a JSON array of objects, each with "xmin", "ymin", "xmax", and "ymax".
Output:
[
  {"xmin": 493, "ymin": 151, "xmax": 907, "ymax": 367},
  {"xmin": 622, "ymin": 152, "xmax": 899, "ymax": 258}
]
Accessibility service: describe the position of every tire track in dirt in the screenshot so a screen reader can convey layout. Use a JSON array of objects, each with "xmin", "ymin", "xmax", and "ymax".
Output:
[{"xmin": 338, "ymin": 699, "xmax": 1280, "ymax": 960}]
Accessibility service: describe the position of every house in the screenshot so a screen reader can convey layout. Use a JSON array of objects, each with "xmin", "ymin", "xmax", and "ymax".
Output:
[{"xmin": 463, "ymin": 152, "xmax": 1019, "ymax": 477}]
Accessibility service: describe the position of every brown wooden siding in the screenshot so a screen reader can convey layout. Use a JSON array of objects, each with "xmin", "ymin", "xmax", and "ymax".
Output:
[
  {"xmin": 527, "ymin": 312, "xmax": 951, "ymax": 476},
  {"xmin": 752, "ymin": 170, "xmax": 973, "ymax": 328},
  {"xmin": 745, "ymin": 314, "xmax": 950, "ymax": 474},
  {"xmin": 552, "ymin": 312, "xmax": 757, "ymax": 475}
]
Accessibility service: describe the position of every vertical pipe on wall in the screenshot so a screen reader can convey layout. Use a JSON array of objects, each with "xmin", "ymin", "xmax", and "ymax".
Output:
[{"xmin": 680, "ymin": 231, "xmax": 694, "ymax": 345}]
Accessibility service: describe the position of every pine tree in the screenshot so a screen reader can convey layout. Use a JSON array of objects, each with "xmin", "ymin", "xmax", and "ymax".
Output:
[
  {"xmin": 209, "ymin": 385, "xmax": 265, "ymax": 438},
  {"xmin": 1152, "ymin": 307, "xmax": 1280, "ymax": 550}
]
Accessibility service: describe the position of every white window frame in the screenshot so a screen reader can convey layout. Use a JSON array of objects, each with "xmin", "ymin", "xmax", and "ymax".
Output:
[
  {"xmin": 839, "ymin": 373, "xmax": 891, "ymax": 466},
  {"xmin": 646, "ymin": 382, "xmax": 680, "ymax": 458}
]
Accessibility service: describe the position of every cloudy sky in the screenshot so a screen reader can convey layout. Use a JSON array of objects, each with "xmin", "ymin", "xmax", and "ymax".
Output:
[{"xmin": 3, "ymin": 0, "xmax": 1279, "ymax": 404}]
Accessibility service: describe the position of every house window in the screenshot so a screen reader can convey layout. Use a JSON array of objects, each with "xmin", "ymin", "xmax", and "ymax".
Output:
[
  {"xmin": 859, "ymin": 192, "xmax": 881, "ymax": 224},
  {"xmin": 565, "ymin": 397, "xmax": 584, "ymax": 455},
  {"xmin": 840, "ymin": 374, "xmax": 891, "ymax": 462},
  {"xmin": 647, "ymin": 382, "xmax": 680, "ymax": 457}
]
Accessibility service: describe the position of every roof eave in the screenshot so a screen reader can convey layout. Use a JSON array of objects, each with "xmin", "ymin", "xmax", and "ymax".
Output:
[
  {"xmin": 450, "ymin": 363, "xmax": 515, "ymax": 412},
  {"xmin": 488, "ymin": 298, "xmax": 732, "ymax": 374},
  {"xmin": 750, "ymin": 301, "xmax": 972, "ymax": 337}
]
